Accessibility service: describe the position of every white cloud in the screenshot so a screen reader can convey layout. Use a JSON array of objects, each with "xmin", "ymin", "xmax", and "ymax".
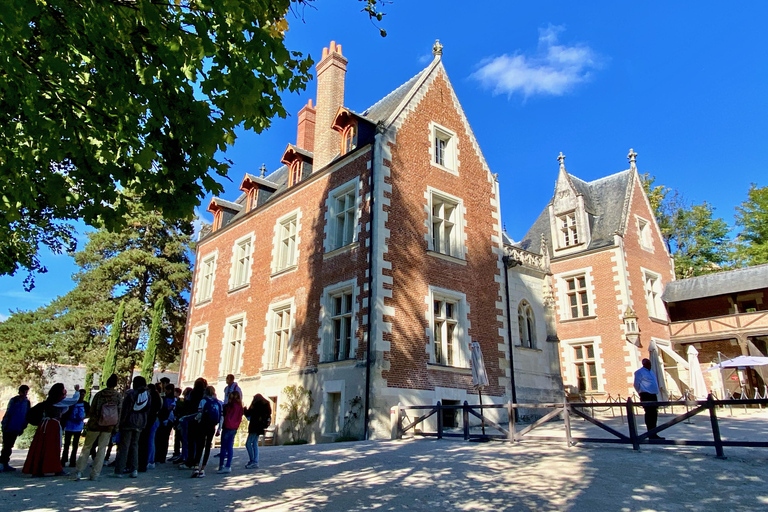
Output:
[
  {"xmin": 472, "ymin": 25, "xmax": 602, "ymax": 99},
  {"xmin": 0, "ymin": 313, "xmax": 7, "ymax": 323}
]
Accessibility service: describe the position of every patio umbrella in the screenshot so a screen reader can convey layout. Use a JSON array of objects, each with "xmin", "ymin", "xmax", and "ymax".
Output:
[
  {"xmin": 687, "ymin": 345, "xmax": 709, "ymax": 400},
  {"xmin": 704, "ymin": 355, "xmax": 768, "ymax": 371},
  {"xmin": 648, "ymin": 340, "xmax": 668, "ymax": 401},
  {"xmin": 469, "ymin": 340, "xmax": 489, "ymax": 436}
]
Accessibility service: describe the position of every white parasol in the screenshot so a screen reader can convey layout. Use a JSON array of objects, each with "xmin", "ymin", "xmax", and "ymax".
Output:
[
  {"xmin": 687, "ymin": 345, "xmax": 709, "ymax": 400},
  {"xmin": 704, "ymin": 355, "xmax": 768, "ymax": 371},
  {"xmin": 648, "ymin": 340, "xmax": 668, "ymax": 401},
  {"xmin": 469, "ymin": 340, "xmax": 489, "ymax": 436}
]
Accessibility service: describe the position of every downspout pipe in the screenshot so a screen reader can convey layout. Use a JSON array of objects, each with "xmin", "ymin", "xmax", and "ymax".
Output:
[{"xmin": 502, "ymin": 255, "xmax": 519, "ymax": 418}]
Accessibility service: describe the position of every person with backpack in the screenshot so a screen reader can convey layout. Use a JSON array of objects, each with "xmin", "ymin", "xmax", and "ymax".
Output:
[
  {"xmin": 190, "ymin": 385, "xmax": 221, "ymax": 478},
  {"xmin": 137, "ymin": 381, "xmax": 161, "ymax": 472},
  {"xmin": 244, "ymin": 394, "xmax": 271, "ymax": 469},
  {"xmin": 217, "ymin": 390, "xmax": 243, "ymax": 474},
  {"xmin": 61, "ymin": 389, "xmax": 87, "ymax": 467},
  {"xmin": 112, "ymin": 376, "xmax": 149, "ymax": 478},
  {"xmin": 74, "ymin": 374, "xmax": 121, "ymax": 481},
  {"xmin": 179, "ymin": 379, "xmax": 206, "ymax": 470},
  {"xmin": 154, "ymin": 384, "xmax": 176, "ymax": 465},
  {"xmin": 22, "ymin": 383, "xmax": 75, "ymax": 477},
  {"xmin": 0, "ymin": 384, "xmax": 31, "ymax": 472}
]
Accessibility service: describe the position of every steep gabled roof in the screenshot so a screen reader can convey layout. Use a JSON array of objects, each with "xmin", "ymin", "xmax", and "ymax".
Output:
[
  {"xmin": 361, "ymin": 68, "xmax": 429, "ymax": 123},
  {"xmin": 520, "ymin": 169, "xmax": 634, "ymax": 256}
]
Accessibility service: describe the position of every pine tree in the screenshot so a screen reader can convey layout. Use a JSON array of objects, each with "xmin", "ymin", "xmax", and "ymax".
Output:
[{"xmin": 141, "ymin": 297, "xmax": 164, "ymax": 381}]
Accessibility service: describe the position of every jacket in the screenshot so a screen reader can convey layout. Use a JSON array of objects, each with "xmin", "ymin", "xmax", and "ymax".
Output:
[
  {"xmin": 63, "ymin": 402, "xmax": 86, "ymax": 432},
  {"xmin": 245, "ymin": 399, "xmax": 272, "ymax": 435},
  {"xmin": 222, "ymin": 401, "xmax": 243, "ymax": 430},
  {"xmin": 2, "ymin": 396, "xmax": 30, "ymax": 434},
  {"xmin": 86, "ymin": 388, "xmax": 122, "ymax": 433},
  {"xmin": 120, "ymin": 387, "xmax": 149, "ymax": 430}
]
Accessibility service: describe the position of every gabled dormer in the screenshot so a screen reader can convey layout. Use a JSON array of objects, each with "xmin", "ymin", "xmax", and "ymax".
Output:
[
  {"xmin": 207, "ymin": 197, "xmax": 243, "ymax": 232},
  {"xmin": 239, "ymin": 166, "xmax": 279, "ymax": 211},
  {"xmin": 332, "ymin": 107, "xmax": 376, "ymax": 158},
  {"xmin": 280, "ymin": 144, "xmax": 313, "ymax": 188},
  {"xmin": 548, "ymin": 153, "xmax": 591, "ymax": 255}
]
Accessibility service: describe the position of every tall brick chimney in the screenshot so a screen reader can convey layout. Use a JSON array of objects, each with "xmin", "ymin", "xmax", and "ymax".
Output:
[
  {"xmin": 313, "ymin": 41, "xmax": 347, "ymax": 170},
  {"xmin": 296, "ymin": 99, "xmax": 316, "ymax": 153}
]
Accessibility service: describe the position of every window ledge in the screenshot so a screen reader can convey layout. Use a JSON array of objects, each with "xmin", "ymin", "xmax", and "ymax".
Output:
[
  {"xmin": 516, "ymin": 346, "xmax": 542, "ymax": 352},
  {"xmin": 560, "ymin": 315, "xmax": 597, "ymax": 324},
  {"xmin": 554, "ymin": 242, "xmax": 586, "ymax": 252},
  {"xmin": 430, "ymin": 160, "xmax": 459, "ymax": 176},
  {"xmin": 261, "ymin": 367, "xmax": 290, "ymax": 376},
  {"xmin": 427, "ymin": 363, "xmax": 471, "ymax": 374},
  {"xmin": 318, "ymin": 358, "xmax": 357, "ymax": 368},
  {"xmin": 427, "ymin": 250, "xmax": 466, "ymax": 265},
  {"xmin": 271, "ymin": 265, "xmax": 298, "ymax": 278},
  {"xmin": 228, "ymin": 283, "xmax": 249, "ymax": 294},
  {"xmin": 649, "ymin": 316, "xmax": 669, "ymax": 325},
  {"xmin": 194, "ymin": 298, "xmax": 212, "ymax": 308},
  {"xmin": 324, "ymin": 242, "xmax": 359, "ymax": 260}
]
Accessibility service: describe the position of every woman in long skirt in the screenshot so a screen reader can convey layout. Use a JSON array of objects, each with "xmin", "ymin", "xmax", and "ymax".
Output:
[{"xmin": 23, "ymin": 383, "xmax": 72, "ymax": 477}]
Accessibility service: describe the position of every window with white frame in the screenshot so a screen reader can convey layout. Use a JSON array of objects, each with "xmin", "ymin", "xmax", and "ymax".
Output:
[
  {"xmin": 564, "ymin": 274, "xmax": 591, "ymax": 319},
  {"xmin": 267, "ymin": 304, "xmax": 292, "ymax": 370},
  {"xmin": 328, "ymin": 182, "xmax": 358, "ymax": 251},
  {"xmin": 638, "ymin": 218, "xmax": 652, "ymax": 249},
  {"xmin": 330, "ymin": 290, "xmax": 353, "ymax": 361},
  {"xmin": 433, "ymin": 298, "xmax": 459, "ymax": 366},
  {"xmin": 429, "ymin": 191, "xmax": 463, "ymax": 258},
  {"xmin": 431, "ymin": 123, "xmax": 457, "ymax": 173},
  {"xmin": 557, "ymin": 212, "xmax": 579, "ymax": 248},
  {"xmin": 197, "ymin": 254, "xmax": 216, "ymax": 303},
  {"xmin": 187, "ymin": 328, "xmax": 207, "ymax": 380},
  {"xmin": 643, "ymin": 270, "xmax": 665, "ymax": 319},
  {"xmin": 573, "ymin": 343, "xmax": 598, "ymax": 393},
  {"xmin": 275, "ymin": 214, "xmax": 298, "ymax": 271},
  {"xmin": 231, "ymin": 237, "xmax": 252, "ymax": 289},
  {"xmin": 325, "ymin": 392, "xmax": 342, "ymax": 434},
  {"xmin": 222, "ymin": 318, "xmax": 244, "ymax": 376},
  {"xmin": 517, "ymin": 301, "xmax": 536, "ymax": 349}
]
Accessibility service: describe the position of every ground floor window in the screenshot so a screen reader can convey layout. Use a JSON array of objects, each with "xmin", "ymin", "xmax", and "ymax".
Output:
[{"xmin": 573, "ymin": 343, "xmax": 598, "ymax": 392}]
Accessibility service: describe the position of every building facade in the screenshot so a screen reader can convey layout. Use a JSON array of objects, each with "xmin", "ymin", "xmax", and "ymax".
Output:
[
  {"xmin": 181, "ymin": 41, "xmax": 521, "ymax": 441},
  {"xmin": 517, "ymin": 152, "xmax": 675, "ymax": 399}
]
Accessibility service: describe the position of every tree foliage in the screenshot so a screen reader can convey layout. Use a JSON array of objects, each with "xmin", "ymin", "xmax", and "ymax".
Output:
[
  {"xmin": 0, "ymin": 306, "xmax": 61, "ymax": 394},
  {"xmin": 100, "ymin": 300, "xmax": 125, "ymax": 388},
  {"xmin": 735, "ymin": 184, "xmax": 768, "ymax": 266},
  {"xmin": 141, "ymin": 297, "xmax": 164, "ymax": 380},
  {"xmin": 280, "ymin": 384, "xmax": 318, "ymax": 443},
  {"xmin": 641, "ymin": 174, "xmax": 732, "ymax": 278},
  {"xmin": 0, "ymin": 0, "xmax": 386, "ymax": 286}
]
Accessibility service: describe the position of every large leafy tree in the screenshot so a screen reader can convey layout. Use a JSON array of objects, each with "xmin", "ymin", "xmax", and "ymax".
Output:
[
  {"xmin": 735, "ymin": 184, "xmax": 768, "ymax": 266},
  {"xmin": 641, "ymin": 174, "xmax": 732, "ymax": 278},
  {"xmin": 0, "ymin": 0, "xmax": 386, "ymax": 285}
]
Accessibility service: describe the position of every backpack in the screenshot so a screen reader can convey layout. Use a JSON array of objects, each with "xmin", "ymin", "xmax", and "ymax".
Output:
[
  {"xmin": 98, "ymin": 402, "xmax": 119, "ymax": 427},
  {"xmin": 26, "ymin": 403, "xmax": 46, "ymax": 427},
  {"xmin": 201, "ymin": 398, "xmax": 221, "ymax": 425}
]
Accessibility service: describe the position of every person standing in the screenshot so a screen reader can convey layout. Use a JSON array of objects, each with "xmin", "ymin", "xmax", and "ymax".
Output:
[
  {"xmin": 112, "ymin": 376, "xmax": 149, "ymax": 478},
  {"xmin": 137, "ymin": 381, "xmax": 161, "ymax": 472},
  {"xmin": 0, "ymin": 385, "xmax": 31, "ymax": 472},
  {"xmin": 244, "ymin": 394, "xmax": 271, "ymax": 469},
  {"xmin": 23, "ymin": 383, "xmax": 74, "ymax": 477},
  {"xmin": 75, "ymin": 374, "xmax": 121, "ymax": 481},
  {"xmin": 217, "ymin": 391, "xmax": 243, "ymax": 474},
  {"xmin": 180, "ymin": 379, "xmax": 206, "ymax": 470},
  {"xmin": 154, "ymin": 384, "xmax": 176, "ymax": 465},
  {"xmin": 222, "ymin": 374, "xmax": 242, "ymax": 405},
  {"xmin": 190, "ymin": 386, "xmax": 221, "ymax": 478},
  {"xmin": 61, "ymin": 389, "xmax": 87, "ymax": 467},
  {"xmin": 634, "ymin": 358, "xmax": 664, "ymax": 440}
]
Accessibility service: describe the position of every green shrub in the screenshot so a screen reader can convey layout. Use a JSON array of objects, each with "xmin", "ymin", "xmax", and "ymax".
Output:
[{"xmin": 16, "ymin": 425, "xmax": 37, "ymax": 449}]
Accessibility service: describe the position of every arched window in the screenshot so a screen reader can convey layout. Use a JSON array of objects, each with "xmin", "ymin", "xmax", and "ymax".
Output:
[
  {"xmin": 517, "ymin": 301, "xmax": 536, "ymax": 349},
  {"xmin": 288, "ymin": 160, "xmax": 303, "ymax": 187},
  {"xmin": 341, "ymin": 124, "xmax": 357, "ymax": 155}
]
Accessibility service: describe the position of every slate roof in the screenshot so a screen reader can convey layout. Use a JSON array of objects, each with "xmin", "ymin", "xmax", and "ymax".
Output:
[
  {"xmin": 519, "ymin": 169, "xmax": 633, "ymax": 256},
  {"xmin": 361, "ymin": 68, "xmax": 429, "ymax": 123},
  {"xmin": 662, "ymin": 264, "xmax": 768, "ymax": 303}
]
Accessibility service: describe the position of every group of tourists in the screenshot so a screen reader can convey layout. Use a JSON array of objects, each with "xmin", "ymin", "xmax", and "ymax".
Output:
[{"xmin": 0, "ymin": 373, "xmax": 273, "ymax": 481}]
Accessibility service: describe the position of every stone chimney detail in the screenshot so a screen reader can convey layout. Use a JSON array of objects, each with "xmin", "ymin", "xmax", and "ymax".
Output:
[
  {"xmin": 296, "ymin": 99, "xmax": 316, "ymax": 153},
  {"xmin": 314, "ymin": 41, "xmax": 347, "ymax": 170}
]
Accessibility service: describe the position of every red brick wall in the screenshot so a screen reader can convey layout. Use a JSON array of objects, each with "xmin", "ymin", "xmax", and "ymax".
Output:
[{"xmin": 382, "ymin": 71, "xmax": 505, "ymax": 396}]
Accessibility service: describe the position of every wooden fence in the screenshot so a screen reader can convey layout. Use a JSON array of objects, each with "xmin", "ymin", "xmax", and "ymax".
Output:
[{"xmin": 390, "ymin": 394, "xmax": 768, "ymax": 458}]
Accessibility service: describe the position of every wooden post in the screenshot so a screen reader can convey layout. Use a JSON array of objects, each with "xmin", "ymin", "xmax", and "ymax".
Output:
[
  {"xmin": 707, "ymin": 394, "xmax": 726, "ymax": 459},
  {"xmin": 507, "ymin": 401, "xmax": 516, "ymax": 442},
  {"xmin": 436, "ymin": 401, "xmax": 443, "ymax": 440},
  {"xmin": 390, "ymin": 402, "xmax": 402, "ymax": 440},
  {"xmin": 463, "ymin": 401, "xmax": 470, "ymax": 441},
  {"xmin": 563, "ymin": 397, "xmax": 572, "ymax": 447},
  {"xmin": 627, "ymin": 398, "xmax": 640, "ymax": 451}
]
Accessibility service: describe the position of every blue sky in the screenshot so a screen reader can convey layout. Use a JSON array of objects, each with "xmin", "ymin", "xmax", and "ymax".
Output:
[{"xmin": 2, "ymin": 1, "xmax": 767, "ymax": 319}]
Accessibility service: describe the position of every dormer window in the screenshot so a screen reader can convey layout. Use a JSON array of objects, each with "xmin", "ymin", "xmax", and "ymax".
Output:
[
  {"xmin": 288, "ymin": 160, "xmax": 303, "ymax": 188},
  {"xmin": 341, "ymin": 123, "xmax": 357, "ymax": 155},
  {"xmin": 247, "ymin": 188, "xmax": 258, "ymax": 211},
  {"xmin": 213, "ymin": 210, "xmax": 223, "ymax": 231},
  {"xmin": 558, "ymin": 212, "xmax": 579, "ymax": 247}
]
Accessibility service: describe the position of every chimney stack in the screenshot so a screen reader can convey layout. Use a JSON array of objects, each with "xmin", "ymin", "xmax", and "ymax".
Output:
[
  {"xmin": 296, "ymin": 99, "xmax": 316, "ymax": 153},
  {"xmin": 314, "ymin": 41, "xmax": 347, "ymax": 170}
]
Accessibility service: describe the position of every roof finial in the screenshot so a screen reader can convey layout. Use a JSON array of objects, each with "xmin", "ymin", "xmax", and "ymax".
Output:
[
  {"xmin": 627, "ymin": 148, "xmax": 637, "ymax": 171},
  {"xmin": 259, "ymin": 163, "xmax": 267, "ymax": 178},
  {"xmin": 557, "ymin": 152, "xmax": 566, "ymax": 171},
  {"xmin": 432, "ymin": 39, "xmax": 443, "ymax": 56}
]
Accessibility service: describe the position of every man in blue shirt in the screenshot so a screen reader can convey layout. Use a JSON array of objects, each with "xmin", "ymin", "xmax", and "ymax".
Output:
[
  {"xmin": 222, "ymin": 374, "xmax": 242, "ymax": 405},
  {"xmin": 634, "ymin": 359, "xmax": 664, "ymax": 440},
  {"xmin": 1, "ymin": 385, "xmax": 31, "ymax": 471}
]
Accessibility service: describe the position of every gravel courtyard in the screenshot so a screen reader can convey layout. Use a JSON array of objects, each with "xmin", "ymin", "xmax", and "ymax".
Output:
[{"xmin": 1, "ymin": 409, "xmax": 767, "ymax": 512}]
